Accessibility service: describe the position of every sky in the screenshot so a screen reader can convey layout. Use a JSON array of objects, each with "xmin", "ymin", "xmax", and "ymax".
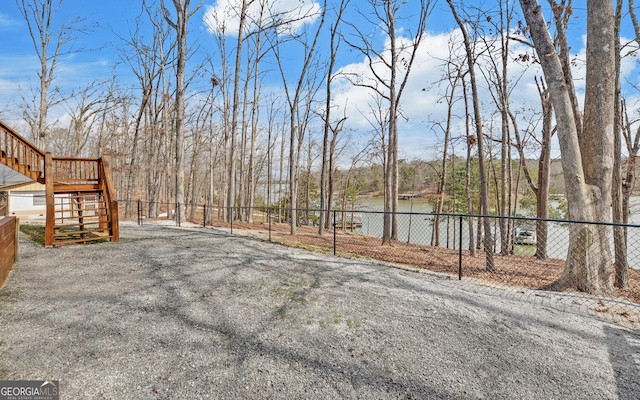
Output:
[{"xmin": 0, "ymin": 0, "xmax": 639, "ymax": 162}]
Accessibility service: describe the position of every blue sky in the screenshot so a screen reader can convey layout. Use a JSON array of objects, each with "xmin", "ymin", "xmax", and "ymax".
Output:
[{"xmin": 0, "ymin": 1, "xmax": 637, "ymax": 161}]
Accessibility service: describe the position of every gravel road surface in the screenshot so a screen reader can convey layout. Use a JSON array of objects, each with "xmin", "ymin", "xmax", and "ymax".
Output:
[{"xmin": 0, "ymin": 223, "xmax": 639, "ymax": 399}]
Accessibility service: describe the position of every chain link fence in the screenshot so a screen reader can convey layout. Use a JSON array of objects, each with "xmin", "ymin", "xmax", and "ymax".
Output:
[
  {"xmin": 113, "ymin": 200, "xmax": 640, "ymax": 319},
  {"xmin": 5, "ymin": 189, "xmax": 634, "ymax": 311},
  {"xmin": 9, "ymin": 193, "xmax": 635, "ymax": 321}
]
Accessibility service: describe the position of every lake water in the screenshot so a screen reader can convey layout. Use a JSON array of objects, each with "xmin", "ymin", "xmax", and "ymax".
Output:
[{"xmin": 338, "ymin": 196, "xmax": 640, "ymax": 269}]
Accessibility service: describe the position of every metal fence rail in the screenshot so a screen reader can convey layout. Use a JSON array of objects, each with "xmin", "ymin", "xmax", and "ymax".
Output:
[
  {"xmin": 114, "ymin": 201, "xmax": 640, "ymax": 315},
  {"xmin": 0, "ymin": 197, "xmax": 604, "ymax": 320},
  {"xmin": 8, "ymin": 190, "xmax": 635, "ymax": 319}
]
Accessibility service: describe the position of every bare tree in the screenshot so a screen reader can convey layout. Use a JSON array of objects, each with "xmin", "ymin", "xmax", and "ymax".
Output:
[
  {"xmin": 55, "ymin": 81, "xmax": 114, "ymax": 157},
  {"xmin": 519, "ymin": 0, "xmax": 616, "ymax": 294},
  {"xmin": 160, "ymin": 0, "xmax": 203, "ymax": 224},
  {"xmin": 343, "ymin": 0, "xmax": 432, "ymax": 245},
  {"xmin": 16, "ymin": 0, "xmax": 86, "ymax": 147},
  {"xmin": 447, "ymin": 0, "xmax": 494, "ymax": 271},
  {"xmin": 432, "ymin": 48, "xmax": 465, "ymax": 247},
  {"xmin": 116, "ymin": 6, "xmax": 170, "ymax": 217},
  {"xmin": 319, "ymin": 0, "xmax": 350, "ymax": 236},
  {"xmin": 270, "ymin": 1, "xmax": 326, "ymax": 235},
  {"xmin": 511, "ymin": 77, "xmax": 554, "ymax": 260},
  {"xmin": 462, "ymin": 74, "xmax": 477, "ymax": 255},
  {"xmin": 612, "ymin": 0, "xmax": 640, "ymax": 289},
  {"xmin": 476, "ymin": 0, "xmax": 527, "ymax": 255}
]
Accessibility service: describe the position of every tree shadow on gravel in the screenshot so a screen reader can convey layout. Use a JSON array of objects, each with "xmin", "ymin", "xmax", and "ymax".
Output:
[
  {"xmin": 603, "ymin": 326, "xmax": 640, "ymax": 399},
  {"xmin": 123, "ymin": 232, "xmax": 472, "ymax": 398},
  {"xmin": 4, "ymin": 224, "xmax": 636, "ymax": 398}
]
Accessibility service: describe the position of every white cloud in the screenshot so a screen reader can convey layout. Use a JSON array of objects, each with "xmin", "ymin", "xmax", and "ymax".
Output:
[
  {"xmin": 203, "ymin": 0, "xmax": 322, "ymax": 36},
  {"xmin": 0, "ymin": 13, "xmax": 20, "ymax": 31},
  {"xmin": 332, "ymin": 29, "xmax": 544, "ymax": 159},
  {"xmin": 327, "ymin": 27, "xmax": 640, "ymax": 161}
]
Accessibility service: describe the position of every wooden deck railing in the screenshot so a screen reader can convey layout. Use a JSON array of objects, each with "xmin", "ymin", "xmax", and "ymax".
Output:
[
  {"xmin": 51, "ymin": 157, "xmax": 100, "ymax": 184},
  {"xmin": 0, "ymin": 121, "xmax": 45, "ymax": 183}
]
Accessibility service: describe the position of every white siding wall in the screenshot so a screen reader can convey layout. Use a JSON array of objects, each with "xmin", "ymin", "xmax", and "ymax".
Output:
[{"xmin": 8, "ymin": 191, "xmax": 46, "ymax": 219}]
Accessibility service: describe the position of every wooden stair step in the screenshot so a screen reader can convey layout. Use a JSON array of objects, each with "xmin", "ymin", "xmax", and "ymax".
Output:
[
  {"xmin": 53, "ymin": 228, "xmax": 110, "ymax": 237},
  {"xmin": 1, "ymin": 157, "xmax": 40, "ymax": 180},
  {"xmin": 55, "ymin": 207, "xmax": 106, "ymax": 212},
  {"xmin": 55, "ymin": 222, "xmax": 110, "ymax": 229},
  {"xmin": 54, "ymin": 213, "xmax": 108, "ymax": 218},
  {"xmin": 0, "ymin": 156, "xmax": 19, "ymax": 166},
  {"xmin": 58, "ymin": 196, "xmax": 103, "ymax": 201},
  {"xmin": 55, "ymin": 205, "xmax": 107, "ymax": 210},
  {"xmin": 54, "ymin": 213, "xmax": 107, "ymax": 219},
  {"xmin": 54, "ymin": 216, "xmax": 107, "ymax": 221},
  {"xmin": 52, "ymin": 236, "xmax": 113, "ymax": 246},
  {"xmin": 54, "ymin": 211, "xmax": 108, "ymax": 216},
  {"xmin": 56, "ymin": 201, "xmax": 105, "ymax": 206}
]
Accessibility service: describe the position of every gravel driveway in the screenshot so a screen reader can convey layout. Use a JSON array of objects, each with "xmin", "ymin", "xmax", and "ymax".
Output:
[{"xmin": 0, "ymin": 223, "xmax": 639, "ymax": 399}]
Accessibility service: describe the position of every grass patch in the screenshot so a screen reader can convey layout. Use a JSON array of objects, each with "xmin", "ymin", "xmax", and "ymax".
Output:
[
  {"xmin": 513, "ymin": 244, "xmax": 536, "ymax": 257},
  {"xmin": 0, "ymin": 291, "xmax": 12, "ymax": 303},
  {"xmin": 272, "ymin": 277, "xmax": 307, "ymax": 298},
  {"xmin": 281, "ymin": 241, "xmax": 332, "ymax": 254},
  {"xmin": 276, "ymin": 306, "xmax": 287, "ymax": 319},
  {"xmin": 345, "ymin": 318, "xmax": 361, "ymax": 329},
  {"xmin": 19, "ymin": 224, "xmax": 45, "ymax": 245}
]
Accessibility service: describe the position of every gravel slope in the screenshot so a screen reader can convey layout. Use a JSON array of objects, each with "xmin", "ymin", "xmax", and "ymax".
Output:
[{"xmin": 0, "ymin": 223, "xmax": 639, "ymax": 399}]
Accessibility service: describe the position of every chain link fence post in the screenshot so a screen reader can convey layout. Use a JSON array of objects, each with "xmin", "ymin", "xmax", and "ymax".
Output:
[
  {"xmin": 333, "ymin": 209, "xmax": 337, "ymax": 256},
  {"xmin": 268, "ymin": 205, "xmax": 272, "ymax": 242},
  {"xmin": 458, "ymin": 215, "xmax": 463, "ymax": 280}
]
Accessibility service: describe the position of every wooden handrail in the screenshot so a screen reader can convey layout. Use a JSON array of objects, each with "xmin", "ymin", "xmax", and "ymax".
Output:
[
  {"xmin": 52, "ymin": 157, "xmax": 101, "ymax": 162},
  {"xmin": 0, "ymin": 120, "xmax": 46, "ymax": 183},
  {"xmin": 99, "ymin": 155, "xmax": 119, "ymax": 242},
  {"xmin": 0, "ymin": 120, "xmax": 46, "ymax": 157}
]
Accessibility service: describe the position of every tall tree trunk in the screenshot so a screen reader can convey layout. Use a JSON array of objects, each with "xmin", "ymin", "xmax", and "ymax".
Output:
[
  {"xmin": 463, "ymin": 78, "xmax": 476, "ymax": 256},
  {"xmin": 520, "ymin": 0, "xmax": 615, "ymax": 294},
  {"xmin": 448, "ymin": 0, "xmax": 494, "ymax": 271},
  {"xmin": 432, "ymin": 68, "xmax": 461, "ymax": 246},
  {"xmin": 227, "ymin": 0, "xmax": 249, "ymax": 222},
  {"xmin": 319, "ymin": 1, "xmax": 348, "ymax": 235},
  {"xmin": 612, "ymin": 0, "xmax": 628, "ymax": 289},
  {"xmin": 161, "ymin": 0, "xmax": 202, "ymax": 224}
]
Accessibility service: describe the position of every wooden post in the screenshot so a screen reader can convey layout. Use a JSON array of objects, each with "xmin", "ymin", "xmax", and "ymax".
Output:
[
  {"xmin": 98, "ymin": 158, "xmax": 107, "ymax": 231},
  {"xmin": 14, "ymin": 217, "xmax": 19, "ymax": 262},
  {"xmin": 77, "ymin": 192, "xmax": 85, "ymax": 239},
  {"xmin": 45, "ymin": 152, "xmax": 54, "ymax": 247},
  {"xmin": 101, "ymin": 155, "xmax": 119, "ymax": 242}
]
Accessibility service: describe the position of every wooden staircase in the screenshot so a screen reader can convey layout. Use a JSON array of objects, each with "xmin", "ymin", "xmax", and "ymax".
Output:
[{"xmin": 1, "ymin": 120, "xmax": 119, "ymax": 246}]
